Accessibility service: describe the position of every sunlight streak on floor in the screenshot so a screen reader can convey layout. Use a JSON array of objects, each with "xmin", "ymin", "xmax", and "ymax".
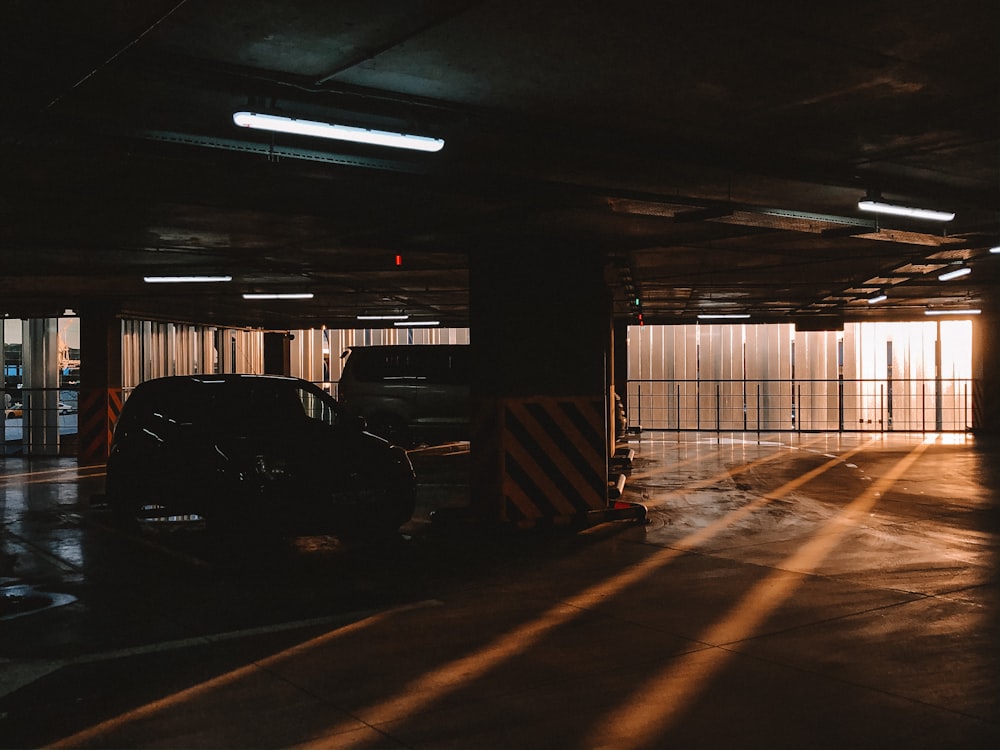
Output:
[
  {"xmin": 45, "ymin": 435, "xmax": 902, "ymax": 750},
  {"xmin": 585, "ymin": 435, "xmax": 937, "ymax": 750},
  {"xmin": 44, "ymin": 602, "xmax": 440, "ymax": 750},
  {"xmin": 291, "ymin": 439, "xmax": 879, "ymax": 748}
]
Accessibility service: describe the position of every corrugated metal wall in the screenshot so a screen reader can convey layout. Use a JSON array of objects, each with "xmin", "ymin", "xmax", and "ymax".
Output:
[
  {"xmin": 287, "ymin": 327, "xmax": 471, "ymax": 396},
  {"xmin": 628, "ymin": 321, "xmax": 972, "ymax": 432},
  {"xmin": 119, "ymin": 322, "xmax": 472, "ymax": 395},
  {"xmin": 114, "ymin": 319, "xmax": 970, "ymax": 432},
  {"xmin": 122, "ymin": 321, "xmax": 264, "ymax": 389}
]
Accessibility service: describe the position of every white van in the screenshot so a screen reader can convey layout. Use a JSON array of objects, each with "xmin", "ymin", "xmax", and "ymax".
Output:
[{"xmin": 338, "ymin": 345, "xmax": 470, "ymax": 446}]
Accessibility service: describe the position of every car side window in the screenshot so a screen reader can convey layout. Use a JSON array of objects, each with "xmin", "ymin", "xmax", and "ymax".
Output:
[
  {"xmin": 296, "ymin": 386, "xmax": 337, "ymax": 427},
  {"xmin": 116, "ymin": 383, "xmax": 195, "ymax": 443}
]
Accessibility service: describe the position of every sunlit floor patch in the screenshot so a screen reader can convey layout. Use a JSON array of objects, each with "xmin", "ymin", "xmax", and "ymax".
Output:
[
  {"xmin": 286, "ymin": 439, "xmax": 882, "ymax": 748},
  {"xmin": 585, "ymin": 434, "xmax": 937, "ymax": 750}
]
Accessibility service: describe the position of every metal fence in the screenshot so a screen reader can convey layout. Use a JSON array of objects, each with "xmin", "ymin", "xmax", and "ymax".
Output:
[
  {"xmin": 2, "ymin": 386, "xmax": 80, "ymax": 455},
  {"xmin": 626, "ymin": 378, "xmax": 973, "ymax": 433}
]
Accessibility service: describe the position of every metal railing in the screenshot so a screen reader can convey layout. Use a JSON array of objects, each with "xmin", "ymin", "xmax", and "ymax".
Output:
[
  {"xmin": 2, "ymin": 386, "xmax": 80, "ymax": 455},
  {"xmin": 626, "ymin": 378, "xmax": 973, "ymax": 433}
]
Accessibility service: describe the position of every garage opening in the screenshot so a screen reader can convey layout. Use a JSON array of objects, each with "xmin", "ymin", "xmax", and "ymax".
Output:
[
  {"xmin": 2, "ymin": 316, "xmax": 80, "ymax": 456},
  {"xmin": 627, "ymin": 321, "xmax": 973, "ymax": 433}
]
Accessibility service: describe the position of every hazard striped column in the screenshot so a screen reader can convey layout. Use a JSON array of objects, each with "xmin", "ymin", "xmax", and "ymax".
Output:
[
  {"xmin": 77, "ymin": 387, "xmax": 123, "ymax": 465},
  {"xmin": 78, "ymin": 305, "xmax": 124, "ymax": 466},
  {"xmin": 499, "ymin": 396, "xmax": 607, "ymax": 526},
  {"xmin": 468, "ymin": 239, "xmax": 613, "ymax": 528}
]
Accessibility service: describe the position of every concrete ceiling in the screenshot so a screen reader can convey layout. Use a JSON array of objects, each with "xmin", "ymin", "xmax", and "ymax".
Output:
[{"xmin": 2, "ymin": 1, "xmax": 998, "ymax": 330}]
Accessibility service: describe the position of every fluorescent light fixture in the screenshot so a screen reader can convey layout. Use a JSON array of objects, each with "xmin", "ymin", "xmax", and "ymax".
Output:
[
  {"xmin": 242, "ymin": 292, "xmax": 314, "ymax": 300},
  {"xmin": 938, "ymin": 267, "xmax": 971, "ymax": 281},
  {"xmin": 393, "ymin": 320, "xmax": 440, "ymax": 327},
  {"xmin": 144, "ymin": 275, "xmax": 232, "ymax": 283},
  {"xmin": 357, "ymin": 314, "xmax": 409, "ymax": 321},
  {"xmin": 867, "ymin": 294, "xmax": 888, "ymax": 304},
  {"xmin": 698, "ymin": 313, "xmax": 751, "ymax": 320},
  {"xmin": 857, "ymin": 199, "xmax": 955, "ymax": 222},
  {"xmin": 233, "ymin": 112, "xmax": 445, "ymax": 153},
  {"xmin": 925, "ymin": 309, "xmax": 981, "ymax": 316},
  {"xmin": 989, "ymin": 245, "xmax": 1000, "ymax": 254}
]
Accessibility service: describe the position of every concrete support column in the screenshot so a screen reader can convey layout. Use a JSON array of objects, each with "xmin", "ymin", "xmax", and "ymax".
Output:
[
  {"xmin": 22, "ymin": 319, "xmax": 61, "ymax": 456},
  {"xmin": 469, "ymin": 241, "xmax": 612, "ymax": 527},
  {"xmin": 613, "ymin": 318, "xmax": 629, "ymax": 431},
  {"xmin": 972, "ymin": 314, "xmax": 1000, "ymax": 433},
  {"xmin": 1, "ymin": 322, "xmax": 7, "ymax": 455},
  {"xmin": 78, "ymin": 306, "xmax": 122, "ymax": 465},
  {"xmin": 264, "ymin": 332, "xmax": 292, "ymax": 375}
]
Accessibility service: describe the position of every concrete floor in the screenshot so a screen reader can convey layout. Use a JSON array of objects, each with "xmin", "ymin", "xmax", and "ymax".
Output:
[{"xmin": 1, "ymin": 432, "xmax": 998, "ymax": 749}]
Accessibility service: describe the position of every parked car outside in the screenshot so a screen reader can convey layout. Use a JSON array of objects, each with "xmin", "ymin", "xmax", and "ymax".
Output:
[
  {"xmin": 104, "ymin": 374, "xmax": 416, "ymax": 538},
  {"xmin": 2, "ymin": 402, "xmax": 73, "ymax": 418}
]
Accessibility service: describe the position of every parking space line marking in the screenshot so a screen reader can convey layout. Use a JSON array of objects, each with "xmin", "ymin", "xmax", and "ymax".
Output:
[
  {"xmin": 0, "ymin": 599, "xmax": 442, "ymax": 704},
  {"xmin": 85, "ymin": 517, "xmax": 213, "ymax": 568},
  {"xmin": 0, "ymin": 466, "xmax": 106, "ymax": 483}
]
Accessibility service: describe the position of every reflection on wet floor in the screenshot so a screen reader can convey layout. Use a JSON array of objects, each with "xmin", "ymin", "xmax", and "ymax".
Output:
[{"xmin": 1, "ymin": 582, "xmax": 76, "ymax": 621}]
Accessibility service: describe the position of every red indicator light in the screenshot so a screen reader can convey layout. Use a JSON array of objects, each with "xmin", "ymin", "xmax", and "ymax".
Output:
[{"xmin": 395, "ymin": 254, "xmax": 403, "ymax": 266}]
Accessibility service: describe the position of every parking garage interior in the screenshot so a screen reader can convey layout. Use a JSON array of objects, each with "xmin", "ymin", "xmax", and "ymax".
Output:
[{"xmin": 2, "ymin": 3, "xmax": 999, "ymax": 749}]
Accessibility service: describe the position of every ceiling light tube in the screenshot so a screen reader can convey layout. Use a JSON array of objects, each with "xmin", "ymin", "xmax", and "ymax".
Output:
[
  {"xmin": 242, "ymin": 292, "xmax": 314, "ymax": 300},
  {"xmin": 697, "ymin": 314, "xmax": 751, "ymax": 320},
  {"xmin": 393, "ymin": 320, "xmax": 440, "ymax": 327},
  {"xmin": 989, "ymin": 245, "xmax": 1000, "ymax": 254},
  {"xmin": 357, "ymin": 314, "xmax": 409, "ymax": 321},
  {"xmin": 233, "ymin": 112, "xmax": 445, "ymax": 153},
  {"xmin": 925, "ymin": 309, "xmax": 981, "ymax": 316},
  {"xmin": 867, "ymin": 293, "xmax": 888, "ymax": 304},
  {"xmin": 144, "ymin": 275, "xmax": 232, "ymax": 283},
  {"xmin": 857, "ymin": 199, "xmax": 955, "ymax": 222},
  {"xmin": 938, "ymin": 267, "xmax": 971, "ymax": 282}
]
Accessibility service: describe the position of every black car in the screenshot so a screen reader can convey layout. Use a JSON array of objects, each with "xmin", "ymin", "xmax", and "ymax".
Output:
[{"xmin": 104, "ymin": 374, "xmax": 416, "ymax": 538}]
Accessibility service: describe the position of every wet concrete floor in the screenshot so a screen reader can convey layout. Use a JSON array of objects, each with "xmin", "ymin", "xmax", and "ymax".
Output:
[{"xmin": 1, "ymin": 432, "xmax": 998, "ymax": 749}]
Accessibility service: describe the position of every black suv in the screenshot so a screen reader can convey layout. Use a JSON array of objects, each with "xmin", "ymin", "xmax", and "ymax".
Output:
[{"xmin": 104, "ymin": 374, "xmax": 416, "ymax": 538}]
